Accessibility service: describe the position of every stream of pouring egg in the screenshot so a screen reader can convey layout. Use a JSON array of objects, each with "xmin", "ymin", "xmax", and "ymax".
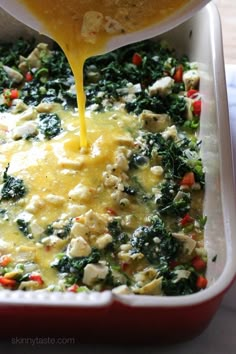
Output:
[{"xmin": 19, "ymin": 0, "xmax": 190, "ymax": 148}]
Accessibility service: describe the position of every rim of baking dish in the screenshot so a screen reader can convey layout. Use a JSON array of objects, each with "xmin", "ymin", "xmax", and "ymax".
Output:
[{"xmin": 0, "ymin": 1, "xmax": 235, "ymax": 308}]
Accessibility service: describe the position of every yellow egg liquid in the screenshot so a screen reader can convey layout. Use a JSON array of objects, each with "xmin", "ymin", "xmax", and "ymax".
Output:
[{"xmin": 19, "ymin": 0, "xmax": 190, "ymax": 147}]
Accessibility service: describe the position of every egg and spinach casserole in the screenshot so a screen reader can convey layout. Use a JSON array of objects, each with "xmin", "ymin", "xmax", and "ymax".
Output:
[{"xmin": 0, "ymin": 39, "xmax": 207, "ymax": 295}]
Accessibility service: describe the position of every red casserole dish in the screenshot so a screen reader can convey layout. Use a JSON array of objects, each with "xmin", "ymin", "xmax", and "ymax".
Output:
[{"xmin": 0, "ymin": 1, "xmax": 235, "ymax": 344}]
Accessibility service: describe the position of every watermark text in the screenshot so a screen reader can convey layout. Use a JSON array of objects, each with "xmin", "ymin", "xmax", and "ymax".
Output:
[{"xmin": 11, "ymin": 336, "xmax": 76, "ymax": 346}]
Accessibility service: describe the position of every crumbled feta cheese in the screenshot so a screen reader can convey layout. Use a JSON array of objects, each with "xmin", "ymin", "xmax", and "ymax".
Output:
[
  {"xmin": 26, "ymin": 195, "xmax": 45, "ymax": 214},
  {"xmin": 120, "ymin": 244, "xmax": 132, "ymax": 252},
  {"xmin": 67, "ymin": 236, "xmax": 91, "ymax": 258},
  {"xmin": 41, "ymin": 235, "xmax": 62, "ymax": 247},
  {"xmin": 83, "ymin": 209, "xmax": 108, "ymax": 233},
  {"xmin": 173, "ymin": 269, "xmax": 191, "ymax": 283},
  {"xmin": 103, "ymin": 172, "xmax": 120, "ymax": 187},
  {"xmin": 162, "ymin": 125, "xmax": 178, "ymax": 140},
  {"xmin": 114, "ymin": 151, "xmax": 129, "ymax": 171},
  {"xmin": 95, "ymin": 233, "xmax": 113, "ymax": 249},
  {"xmin": 150, "ymin": 166, "xmax": 163, "ymax": 176},
  {"xmin": 71, "ymin": 222, "xmax": 89, "ymax": 238},
  {"xmin": 45, "ymin": 194, "xmax": 65, "ymax": 206},
  {"xmin": 82, "ymin": 263, "xmax": 109, "ymax": 286},
  {"xmin": 68, "ymin": 184, "xmax": 94, "ymax": 201},
  {"xmin": 12, "ymin": 121, "xmax": 38, "ymax": 140},
  {"xmin": 67, "ymin": 204, "xmax": 88, "ymax": 217},
  {"xmin": 148, "ymin": 76, "xmax": 174, "ymax": 97}
]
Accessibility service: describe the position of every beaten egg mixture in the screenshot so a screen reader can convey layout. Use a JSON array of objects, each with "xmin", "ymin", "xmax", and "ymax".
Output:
[
  {"xmin": 0, "ymin": 39, "xmax": 207, "ymax": 295},
  {"xmin": 20, "ymin": 0, "xmax": 190, "ymax": 147}
]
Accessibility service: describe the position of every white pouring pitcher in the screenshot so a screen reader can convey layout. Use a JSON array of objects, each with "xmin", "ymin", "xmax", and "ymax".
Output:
[{"xmin": 0, "ymin": 0, "xmax": 210, "ymax": 53}]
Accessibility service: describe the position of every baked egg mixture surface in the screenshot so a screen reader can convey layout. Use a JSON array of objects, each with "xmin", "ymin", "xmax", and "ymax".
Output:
[
  {"xmin": 20, "ymin": 0, "xmax": 191, "ymax": 147},
  {"xmin": 0, "ymin": 39, "xmax": 207, "ymax": 295}
]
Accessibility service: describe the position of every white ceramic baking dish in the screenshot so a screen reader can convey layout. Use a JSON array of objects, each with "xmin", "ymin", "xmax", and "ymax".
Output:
[{"xmin": 0, "ymin": 1, "xmax": 235, "ymax": 343}]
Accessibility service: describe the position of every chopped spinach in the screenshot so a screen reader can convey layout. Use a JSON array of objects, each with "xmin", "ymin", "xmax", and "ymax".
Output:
[
  {"xmin": 156, "ymin": 181, "xmax": 191, "ymax": 217},
  {"xmin": 16, "ymin": 219, "xmax": 33, "ymax": 239},
  {"xmin": 129, "ymin": 131, "xmax": 204, "ymax": 185},
  {"xmin": 1, "ymin": 165, "xmax": 26, "ymax": 201},
  {"xmin": 45, "ymin": 218, "xmax": 72, "ymax": 239},
  {"xmin": 107, "ymin": 219, "xmax": 129, "ymax": 253},
  {"xmin": 51, "ymin": 248, "xmax": 100, "ymax": 282},
  {"xmin": 38, "ymin": 113, "xmax": 62, "ymax": 139},
  {"xmin": 161, "ymin": 268, "xmax": 198, "ymax": 296},
  {"xmin": 131, "ymin": 216, "xmax": 180, "ymax": 264}
]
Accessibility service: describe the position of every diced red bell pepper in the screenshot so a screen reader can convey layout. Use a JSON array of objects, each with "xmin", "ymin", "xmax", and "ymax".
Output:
[
  {"xmin": 0, "ymin": 255, "xmax": 12, "ymax": 267},
  {"xmin": 187, "ymin": 89, "xmax": 198, "ymax": 98},
  {"xmin": 196, "ymin": 275, "xmax": 208, "ymax": 289},
  {"xmin": 191, "ymin": 256, "xmax": 207, "ymax": 271},
  {"xmin": 29, "ymin": 274, "xmax": 44, "ymax": 285},
  {"xmin": 9, "ymin": 89, "xmax": 19, "ymax": 100},
  {"xmin": 106, "ymin": 208, "xmax": 117, "ymax": 216},
  {"xmin": 68, "ymin": 284, "xmax": 79, "ymax": 293},
  {"xmin": 173, "ymin": 65, "xmax": 183, "ymax": 83},
  {"xmin": 180, "ymin": 214, "xmax": 194, "ymax": 226},
  {"xmin": 3, "ymin": 88, "xmax": 19, "ymax": 106},
  {"xmin": 25, "ymin": 71, "xmax": 33, "ymax": 82},
  {"xmin": 0, "ymin": 276, "xmax": 17, "ymax": 288},
  {"xmin": 132, "ymin": 53, "xmax": 142, "ymax": 66},
  {"xmin": 180, "ymin": 172, "xmax": 195, "ymax": 186},
  {"xmin": 192, "ymin": 100, "xmax": 201, "ymax": 116}
]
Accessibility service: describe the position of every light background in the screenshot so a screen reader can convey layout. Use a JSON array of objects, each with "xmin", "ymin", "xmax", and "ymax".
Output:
[{"xmin": 214, "ymin": 0, "xmax": 236, "ymax": 64}]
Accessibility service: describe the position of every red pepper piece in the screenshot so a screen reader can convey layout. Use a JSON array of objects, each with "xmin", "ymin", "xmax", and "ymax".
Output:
[
  {"xmin": 132, "ymin": 53, "xmax": 142, "ymax": 66},
  {"xmin": 3, "ymin": 88, "xmax": 19, "ymax": 106},
  {"xmin": 192, "ymin": 100, "xmax": 201, "ymax": 116},
  {"xmin": 106, "ymin": 208, "xmax": 117, "ymax": 216},
  {"xmin": 173, "ymin": 65, "xmax": 183, "ymax": 82},
  {"xmin": 68, "ymin": 284, "xmax": 79, "ymax": 293},
  {"xmin": 0, "ymin": 276, "xmax": 17, "ymax": 288},
  {"xmin": 187, "ymin": 89, "xmax": 198, "ymax": 98},
  {"xmin": 29, "ymin": 274, "xmax": 44, "ymax": 285},
  {"xmin": 0, "ymin": 255, "xmax": 12, "ymax": 267},
  {"xmin": 196, "ymin": 275, "xmax": 208, "ymax": 289},
  {"xmin": 180, "ymin": 172, "xmax": 195, "ymax": 186},
  {"xmin": 25, "ymin": 71, "xmax": 33, "ymax": 82},
  {"xmin": 191, "ymin": 256, "xmax": 207, "ymax": 271},
  {"xmin": 180, "ymin": 214, "xmax": 194, "ymax": 226},
  {"xmin": 9, "ymin": 89, "xmax": 19, "ymax": 100}
]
